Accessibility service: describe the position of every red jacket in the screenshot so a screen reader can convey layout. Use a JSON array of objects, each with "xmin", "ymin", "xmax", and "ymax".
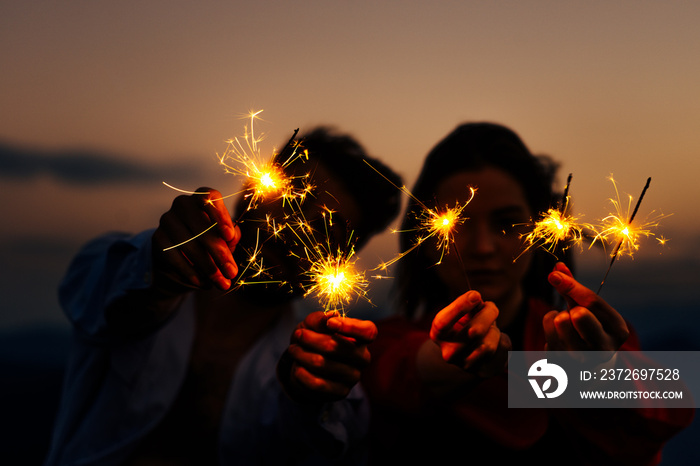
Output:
[{"xmin": 362, "ymin": 299, "xmax": 693, "ymax": 465}]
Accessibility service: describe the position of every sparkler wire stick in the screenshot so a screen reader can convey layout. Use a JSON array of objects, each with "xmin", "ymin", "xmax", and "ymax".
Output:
[
  {"xmin": 560, "ymin": 173, "xmax": 573, "ymax": 214},
  {"xmin": 596, "ymin": 177, "xmax": 651, "ymax": 294},
  {"xmin": 161, "ymin": 222, "xmax": 218, "ymax": 251},
  {"xmin": 453, "ymin": 246, "xmax": 472, "ymax": 291},
  {"xmin": 161, "ymin": 119, "xmax": 305, "ymax": 253}
]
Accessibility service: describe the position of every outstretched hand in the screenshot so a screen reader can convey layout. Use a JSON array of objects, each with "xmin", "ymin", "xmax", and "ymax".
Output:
[
  {"xmin": 543, "ymin": 262, "xmax": 629, "ymax": 353},
  {"xmin": 152, "ymin": 187, "xmax": 240, "ymax": 292},
  {"xmin": 430, "ymin": 290, "xmax": 511, "ymax": 378},
  {"xmin": 281, "ymin": 311, "xmax": 377, "ymax": 403}
]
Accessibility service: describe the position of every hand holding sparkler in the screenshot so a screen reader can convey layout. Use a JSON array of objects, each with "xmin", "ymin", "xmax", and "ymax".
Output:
[
  {"xmin": 152, "ymin": 187, "xmax": 240, "ymax": 291},
  {"xmin": 279, "ymin": 311, "xmax": 377, "ymax": 403},
  {"xmin": 427, "ymin": 290, "xmax": 511, "ymax": 378},
  {"xmin": 544, "ymin": 262, "xmax": 629, "ymax": 355}
]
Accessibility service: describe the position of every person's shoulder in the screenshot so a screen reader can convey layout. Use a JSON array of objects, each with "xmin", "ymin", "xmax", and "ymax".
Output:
[{"xmin": 76, "ymin": 229, "xmax": 152, "ymax": 254}]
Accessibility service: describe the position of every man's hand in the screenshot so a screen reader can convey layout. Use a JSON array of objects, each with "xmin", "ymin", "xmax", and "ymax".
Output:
[
  {"xmin": 430, "ymin": 290, "xmax": 511, "ymax": 378},
  {"xmin": 281, "ymin": 311, "xmax": 377, "ymax": 403},
  {"xmin": 543, "ymin": 262, "xmax": 629, "ymax": 353},
  {"xmin": 152, "ymin": 187, "xmax": 240, "ymax": 291}
]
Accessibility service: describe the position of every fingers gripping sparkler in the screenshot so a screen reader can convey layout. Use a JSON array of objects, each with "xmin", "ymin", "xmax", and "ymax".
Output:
[
  {"xmin": 161, "ymin": 110, "xmax": 310, "ymax": 249},
  {"xmin": 158, "ymin": 111, "xmax": 320, "ymax": 293}
]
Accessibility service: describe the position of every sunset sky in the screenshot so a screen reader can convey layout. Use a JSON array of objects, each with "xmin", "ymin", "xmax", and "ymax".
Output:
[{"xmin": 2, "ymin": 1, "xmax": 700, "ymax": 330}]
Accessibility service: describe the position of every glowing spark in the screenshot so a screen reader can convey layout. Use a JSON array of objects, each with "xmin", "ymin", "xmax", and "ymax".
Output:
[
  {"xmin": 593, "ymin": 175, "xmax": 669, "ymax": 294},
  {"xmin": 160, "ymin": 110, "xmax": 310, "ymax": 262},
  {"xmin": 419, "ymin": 200, "xmax": 472, "ymax": 264},
  {"xmin": 228, "ymin": 227, "xmax": 284, "ymax": 290},
  {"xmin": 283, "ymin": 207, "xmax": 370, "ymax": 316},
  {"xmin": 657, "ymin": 235, "xmax": 669, "ymax": 247},
  {"xmin": 515, "ymin": 175, "xmax": 589, "ymax": 261},
  {"xmin": 217, "ymin": 110, "xmax": 310, "ymax": 212},
  {"xmin": 304, "ymin": 250, "xmax": 369, "ymax": 316},
  {"xmin": 519, "ymin": 208, "xmax": 585, "ymax": 257},
  {"xmin": 592, "ymin": 176, "xmax": 659, "ymax": 260},
  {"xmin": 162, "ymin": 222, "xmax": 218, "ymax": 252},
  {"xmin": 364, "ymin": 158, "xmax": 475, "ymax": 270},
  {"xmin": 161, "ymin": 182, "xmax": 212, "ymax": 195}
]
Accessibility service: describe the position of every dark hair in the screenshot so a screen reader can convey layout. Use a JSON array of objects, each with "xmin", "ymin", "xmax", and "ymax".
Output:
[
  {"xmin": 293, "ymin": 126, "xmax": 402, "ymax": 250},
  {"xmin": 397, "ymin": 122, "xmax": 568, "ymax": 318}
]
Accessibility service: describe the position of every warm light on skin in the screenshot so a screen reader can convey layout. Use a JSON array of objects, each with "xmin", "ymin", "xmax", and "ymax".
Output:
[{"xmin": 160, "ymin": 110, "xmax": 310, "ymax": 259}]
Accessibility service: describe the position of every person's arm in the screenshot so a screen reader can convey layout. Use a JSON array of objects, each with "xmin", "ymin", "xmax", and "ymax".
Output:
[
  {"xmin": 543, "ymin": 262, "xmax": 693, "ymax": 463},
  {"xmin": 274, "ymin": 311, "xmax": 376, "ymax": 459},
  {"xmin": 108, "ymin": 187, "xmax": 240, "ymax": 337},
  {"xmin": 59, "ymin": 187, "xmax": 240, "ymax": 340}
]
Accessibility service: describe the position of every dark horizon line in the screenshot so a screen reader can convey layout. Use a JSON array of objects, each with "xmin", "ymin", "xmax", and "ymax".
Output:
[{"xmin": 0, "ymin": 139, "xmax": 203, "ymax": 186}]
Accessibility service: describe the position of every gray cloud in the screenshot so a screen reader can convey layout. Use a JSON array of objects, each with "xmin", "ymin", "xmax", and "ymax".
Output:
[{"xmin": 0, "ymin": 140, "xmax": 202, "ymax": 185}]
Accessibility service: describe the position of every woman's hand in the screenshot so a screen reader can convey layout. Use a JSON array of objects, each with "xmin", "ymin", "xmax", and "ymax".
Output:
[
  {"xmin": 543, "ymin": 262, "xmax": 629, "ymax": 353},
  {"xmin": 152, "ymin": 187, "xmax": 240, "ymax": 292},
  {"xmin": 430, "ymin": 290, "xmax": 511, "ymax": 378}
]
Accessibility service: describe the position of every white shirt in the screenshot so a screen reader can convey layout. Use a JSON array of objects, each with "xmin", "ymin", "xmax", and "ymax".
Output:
[{"xmin": 45, "ymin": 231, "xmax": 369, "ymax": 465}]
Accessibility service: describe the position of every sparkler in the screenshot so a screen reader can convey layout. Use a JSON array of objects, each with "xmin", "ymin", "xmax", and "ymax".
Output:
[
  {"xmin": 286, "ymin": 207, "xmax": 370, "ymax": 316},
  {"xmin": 228, "ymin": 227, "xmax": 285, "ymax": 290},
  {"xmin": 363, "ymin": 160, "xmax": 476, "ymax": 274},
  {"xmin": 161, "ymin": 110, "xmax": 311, "ymax": 254},
  {"xmin": 159, "ymin": 113, "xmax": 388, "ymax": 311},
  {"xmin": 303, "ymin": 247, "xmax": 369, "ymax": 317},
  {"xmin": 594, "ymin": 175, "xmax": 664, "ymax": 294},
  {"xmin": 217, "ymin": 110, "xmax": 312, "ymax": 214},
  {"xmin": 514, "ymin": 173, "xmax": 588, "ymax": 262}
]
